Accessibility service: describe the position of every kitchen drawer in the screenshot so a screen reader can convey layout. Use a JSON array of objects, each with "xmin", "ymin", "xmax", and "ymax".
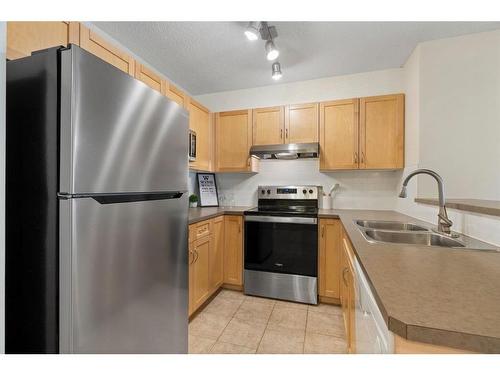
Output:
[{"xmin": 189, "ymin": 219, "xmax": 212, "ymax": 242}]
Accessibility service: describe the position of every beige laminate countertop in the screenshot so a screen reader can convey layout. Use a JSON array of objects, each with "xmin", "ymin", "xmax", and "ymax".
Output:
[
  {"xmin": 188, "ymin": 206, "xmax": 251, "ymax": 224},
  {"xmin": 319, "ymin": 209, "xmax": 500, "ymax": 353}
]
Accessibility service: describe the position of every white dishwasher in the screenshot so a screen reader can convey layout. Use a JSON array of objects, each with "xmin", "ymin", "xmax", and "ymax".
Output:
[{"xmin": 353, "ymin": 257, "xmax": 394, "ymax": 354}]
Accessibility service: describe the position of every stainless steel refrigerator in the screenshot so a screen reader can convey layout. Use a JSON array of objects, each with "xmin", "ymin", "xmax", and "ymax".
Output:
[{"xmin": 6, "ymin": 45, "xmax": 188, "ymax": 353}]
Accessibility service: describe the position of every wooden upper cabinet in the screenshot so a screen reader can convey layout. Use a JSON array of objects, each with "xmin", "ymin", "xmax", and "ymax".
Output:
[
  {"xmin": 80, "ymin": 24, "xmax": 135, "ymax": 76},
  {"xmin": 188, "ymin": 98, "xmax": 211, "ymax": 171},
  {"xmin": 320, "ymin": 99, "xmax": 360, "ymax": 170},
  {"xmin": 223, "ymin": 215, "xmax": 243, "ymax": 287},
  {"xmin": 215, "ymin": 110, "xmax": 253, "ymax": 172},
  {"xmin": 7, "ymin": 21, "xmax": 79, "ymax": 60},
  {"xmin": 134, "ymin": 63, "xmax": 166, "ymax": 94},
  {"xmin": 318, "ymin": 219, "xmax": 341, "ymax": 300},
  {"xmin": 252, "ymin": 106, "xmax": 285, "ymax": 145},
  {"xmin": 165, "ymin": 83, "xmax": 186, "ymax": 108},
  {"xmin": 359, "ymin": 94, "xmax": 404, "ymax": 169},
  {"xmin": 285, "ymin": 103, "xmax": 319, "ymax": 143}
]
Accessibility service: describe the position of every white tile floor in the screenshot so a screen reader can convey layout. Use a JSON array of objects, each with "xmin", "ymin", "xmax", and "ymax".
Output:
[{"xmin": 189, "ymin": 290, "xmax": 347, "ymax": 354}]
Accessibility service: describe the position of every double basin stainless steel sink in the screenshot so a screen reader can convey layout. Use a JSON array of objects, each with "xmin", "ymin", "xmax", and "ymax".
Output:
[{"xmin": 355, "ymin": 220, "xmax": 498, "ymax": 251}]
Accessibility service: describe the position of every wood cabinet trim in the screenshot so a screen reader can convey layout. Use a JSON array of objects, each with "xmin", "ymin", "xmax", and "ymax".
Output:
[
  {"xmin": 285, "ymin": 102, "xmax": 319, "ymax": 144},
  {"xmin": 80, "ymin": 24, "xmax": 135, "ymax": 76},
  {"xmin": 319, "ymin": 98, "xmax": 360, "ymax": 171},
  {"xmin": 134, "ymin": 62, "xmax": 166, "ymax": 94},
  {"xmin": 252, "ymin": 106, "xmax": 285, "ymax": 146},
  {"xmin": 215, "ymin": 110, "xmax": 254, "ymax": 172},
  {"xmin": 359, "ymin": 93, "xmax": 404, "ymax": 169}
]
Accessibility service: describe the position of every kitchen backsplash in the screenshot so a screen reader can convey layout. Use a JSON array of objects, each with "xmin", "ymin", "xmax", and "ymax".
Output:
[{"xmin": 189, "ymin": 159, "xmax": 403, "ymax": 209}]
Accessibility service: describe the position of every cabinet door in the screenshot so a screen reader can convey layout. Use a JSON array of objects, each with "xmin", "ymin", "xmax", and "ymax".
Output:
[
  {"xmin": 252, "ymin": 106, "xmax": 284, "ymax": 145},
  {"xmin": 188, "ymin": 241, "xmax": 195, "ymax": 315},
  {"xmin": 80, "ymin": 24, "xmax": 135, "ymax": 76},
  {"xmin": 7, "ymin": 21, "xmax": 79, "ymax": 60},
  {"xmin": 165, "ymin": 83, "xmax": 186, "ymax": 108},
  {"xmin": 192, "ymin": 235, "xmax": 211, "ymax": 310},
  {"xmin": 223, "ymin": 216, "xmax": 243, "ymax": 286},
  {"xmin": 347, "ymin": 254, "xmax": 356, "ymax": 354},
  {"xmin": 189, "ymin": 99, "xmax": 211, "ymax": 171},
  {"xmin": 320, "ymin": 99, "xmax": 360, "ymax": 170},
  {"xmin": 359, "ymin": 94, "xmax": 404, "ymax": 169},
  {"xmin": 318, "ymin": 219, "xmax": 341, "ymax": 299},
  {"xmin": 210, "ymin": 216, "xmax": 224, "ymax": 292},
  {"xmin": 215, "ymin": 110, "xmax": 253, "ymax": 172},
  {"xmin": 285, "ymin": 103, "xmax": 319, "ymax": 143},
  {"xmin": 134, "ymin": 63, "xmax": 166, "ymax": 94}
]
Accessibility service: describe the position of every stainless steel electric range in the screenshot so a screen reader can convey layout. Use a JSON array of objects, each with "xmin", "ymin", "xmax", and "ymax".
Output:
[{"xmin": 243, "ymin": 185, "xmax": 321, "ymax": 305}]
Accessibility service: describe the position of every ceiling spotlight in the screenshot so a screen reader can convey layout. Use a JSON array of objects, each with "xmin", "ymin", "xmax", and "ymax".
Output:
[
  {"xmin": 265, "ymin": 40, "xmax": 279, "ymax": 61},
  {"xmin": 244, "ymin": 22, "xmax": 260, "ymax": 41},
  {"xmin": 272, "ymin": 62, "xmax": 282, "ymax": 80}
]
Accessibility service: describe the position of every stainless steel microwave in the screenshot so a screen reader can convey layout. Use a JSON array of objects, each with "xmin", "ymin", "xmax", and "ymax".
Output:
[{"xmin": 189, "ymin": 130, "xmax": 196, "ymax": 161}]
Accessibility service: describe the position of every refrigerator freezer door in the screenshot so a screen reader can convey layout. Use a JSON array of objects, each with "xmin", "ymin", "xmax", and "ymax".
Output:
[
  {"xmin": 60, "ymin": 46, "xmax": 188, "ymax": 194},
  {"xmin": 59, "ymin": 194, "xmax": 188, "ymax": 353}
]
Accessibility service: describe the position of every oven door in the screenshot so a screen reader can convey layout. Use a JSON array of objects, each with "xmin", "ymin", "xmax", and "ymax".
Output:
[{"xmin": 244, "ymin": 215, "xmax": 318, "ymax": 277}]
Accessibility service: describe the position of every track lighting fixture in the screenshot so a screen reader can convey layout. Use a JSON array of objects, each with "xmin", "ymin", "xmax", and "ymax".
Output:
[
  {"xmin": 265, "ymin": 40, "xmax": 279, "ymax": 61},
  {"xmin": 243, "ymin": 22, "xmax": 283, "ymax": 80},
  {"xmin": 244, "ymin": 22, "xmax": 261, "ymax": 41},
  {"xmin": 272, "ymin": 62, "xmax": 282, "ymax": 80}
]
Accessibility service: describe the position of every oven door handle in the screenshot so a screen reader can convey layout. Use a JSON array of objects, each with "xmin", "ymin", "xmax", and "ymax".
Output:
[{"xmin": 244, "ymin": 215, "xmax": 317, "ymax": 225}]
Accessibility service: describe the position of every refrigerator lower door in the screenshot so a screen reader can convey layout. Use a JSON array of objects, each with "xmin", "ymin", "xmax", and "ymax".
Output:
[{"xmin": 59, "ymin": 193, "xmax": 188, "ymax": 353}]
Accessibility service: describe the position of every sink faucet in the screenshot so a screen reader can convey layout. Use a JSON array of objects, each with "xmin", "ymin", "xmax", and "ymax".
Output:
[{"xmin": 398, "ymin": 169, "xmax": 453, "ymax": 235}]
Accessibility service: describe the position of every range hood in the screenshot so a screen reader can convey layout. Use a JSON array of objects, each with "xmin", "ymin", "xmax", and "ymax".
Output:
[{"xmin": 250, "ymin": 142, "xmax": 319, "ymax": 160}]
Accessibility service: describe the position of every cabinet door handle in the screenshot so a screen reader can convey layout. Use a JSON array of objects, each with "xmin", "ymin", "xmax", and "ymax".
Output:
[
  {"xmin": 321, "ymin": 225, "xmax": 325, "ymax": 238},
  {"xmin": 342, "ymin": 267, "xmax": 348, "ymax": 286},
  {"xmin": 285, "ymin": 128, "xmax": 288, "ymax": 139},
  {"xmin": 354, "ymin": 152, "xmax": 358, "ymax": 164},
  {"xmin": 247, "ymin": 157, "xmax": 250, "ymax": 167},
  {"xmin": 361, "ymin": 152, "xmax": 365, "ymax": 164},
  {"xmin": 189, "ymin": 249, "xmax": 195, "ymax": 265},
  {"xmin": 193, "ymin": 248, "xmax": 199, "ymax": 263},
  {"xmin": 238, "ymin": 224, "xmax": 241, "ymax": 233},
  {"xmin": 280, "ymin": 129, "xmax": 283, "ymax": 139}
]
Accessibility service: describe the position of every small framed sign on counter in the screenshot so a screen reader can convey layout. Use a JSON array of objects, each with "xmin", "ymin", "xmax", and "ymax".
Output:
[{"xmin": 196, "ymin": 173, "xmax": 219, "ymax": 207}]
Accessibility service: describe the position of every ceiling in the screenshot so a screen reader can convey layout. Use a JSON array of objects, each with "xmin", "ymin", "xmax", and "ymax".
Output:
[{"xmin": 94, "ymin": 22, "xmax": 500, "ymax": 95}]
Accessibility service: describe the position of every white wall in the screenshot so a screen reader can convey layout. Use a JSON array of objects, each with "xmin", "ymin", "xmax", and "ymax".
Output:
[
  {"xmin": 397, "ymin": 31, "xmax": 500, "ymax": 246},
  {"xmin": 0, "ymin": 21, "xmax": 6, "ymax": 354},
  {"xmin": 418, "ymin": 30, "xmax": 500, "ymax": 199},
  {"xmin": 212, "ymin": 161, "xmax": 401, "ymax": 209},
  {"xmin": 196, "ymin": 68, "xmax": 404, "ymax": 112}
]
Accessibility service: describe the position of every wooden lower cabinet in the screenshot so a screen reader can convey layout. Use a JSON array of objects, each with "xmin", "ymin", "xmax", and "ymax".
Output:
[
  {"xmin": 210, "ymin": 216, "xmax": 224, "ymax": 291},
  {"xmin": 318, "ymin": 219, "xmax": 341, "ymax": 300},
  {"xmin": 223, "ymin": 215, "xmax": 244, "ymax": 287},
  {"xmin": 341, "ymin": 229, "xmax": 356, "ymax": 353},
  {"xmin": 188, "ymin": 215, "xmax": 243, "ymax": 316},
  {"xmin": 189, "ymin": 235, "xmax": 211, "ymax": 315}
]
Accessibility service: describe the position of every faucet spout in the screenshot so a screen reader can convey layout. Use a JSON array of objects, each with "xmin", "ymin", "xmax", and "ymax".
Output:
[{"xmin": 398, "ymin": 169, "xmax": 453, "ymax": 235}]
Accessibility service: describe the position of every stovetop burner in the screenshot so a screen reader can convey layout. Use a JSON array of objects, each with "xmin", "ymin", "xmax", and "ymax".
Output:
[{"xmin": 244, "ymin": 185, "xmax": 321, "ymax": 218}]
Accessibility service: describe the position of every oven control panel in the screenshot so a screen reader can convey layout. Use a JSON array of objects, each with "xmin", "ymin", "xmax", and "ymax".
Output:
[{"xmin": 258, "ymin": 185, "xmax": 321, "ymax": 200}]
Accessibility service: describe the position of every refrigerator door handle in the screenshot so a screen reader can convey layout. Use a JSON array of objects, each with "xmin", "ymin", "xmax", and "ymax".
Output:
[{"xmin": 58, "ymin": 191, "xmax": 186, "ymax": 204}]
